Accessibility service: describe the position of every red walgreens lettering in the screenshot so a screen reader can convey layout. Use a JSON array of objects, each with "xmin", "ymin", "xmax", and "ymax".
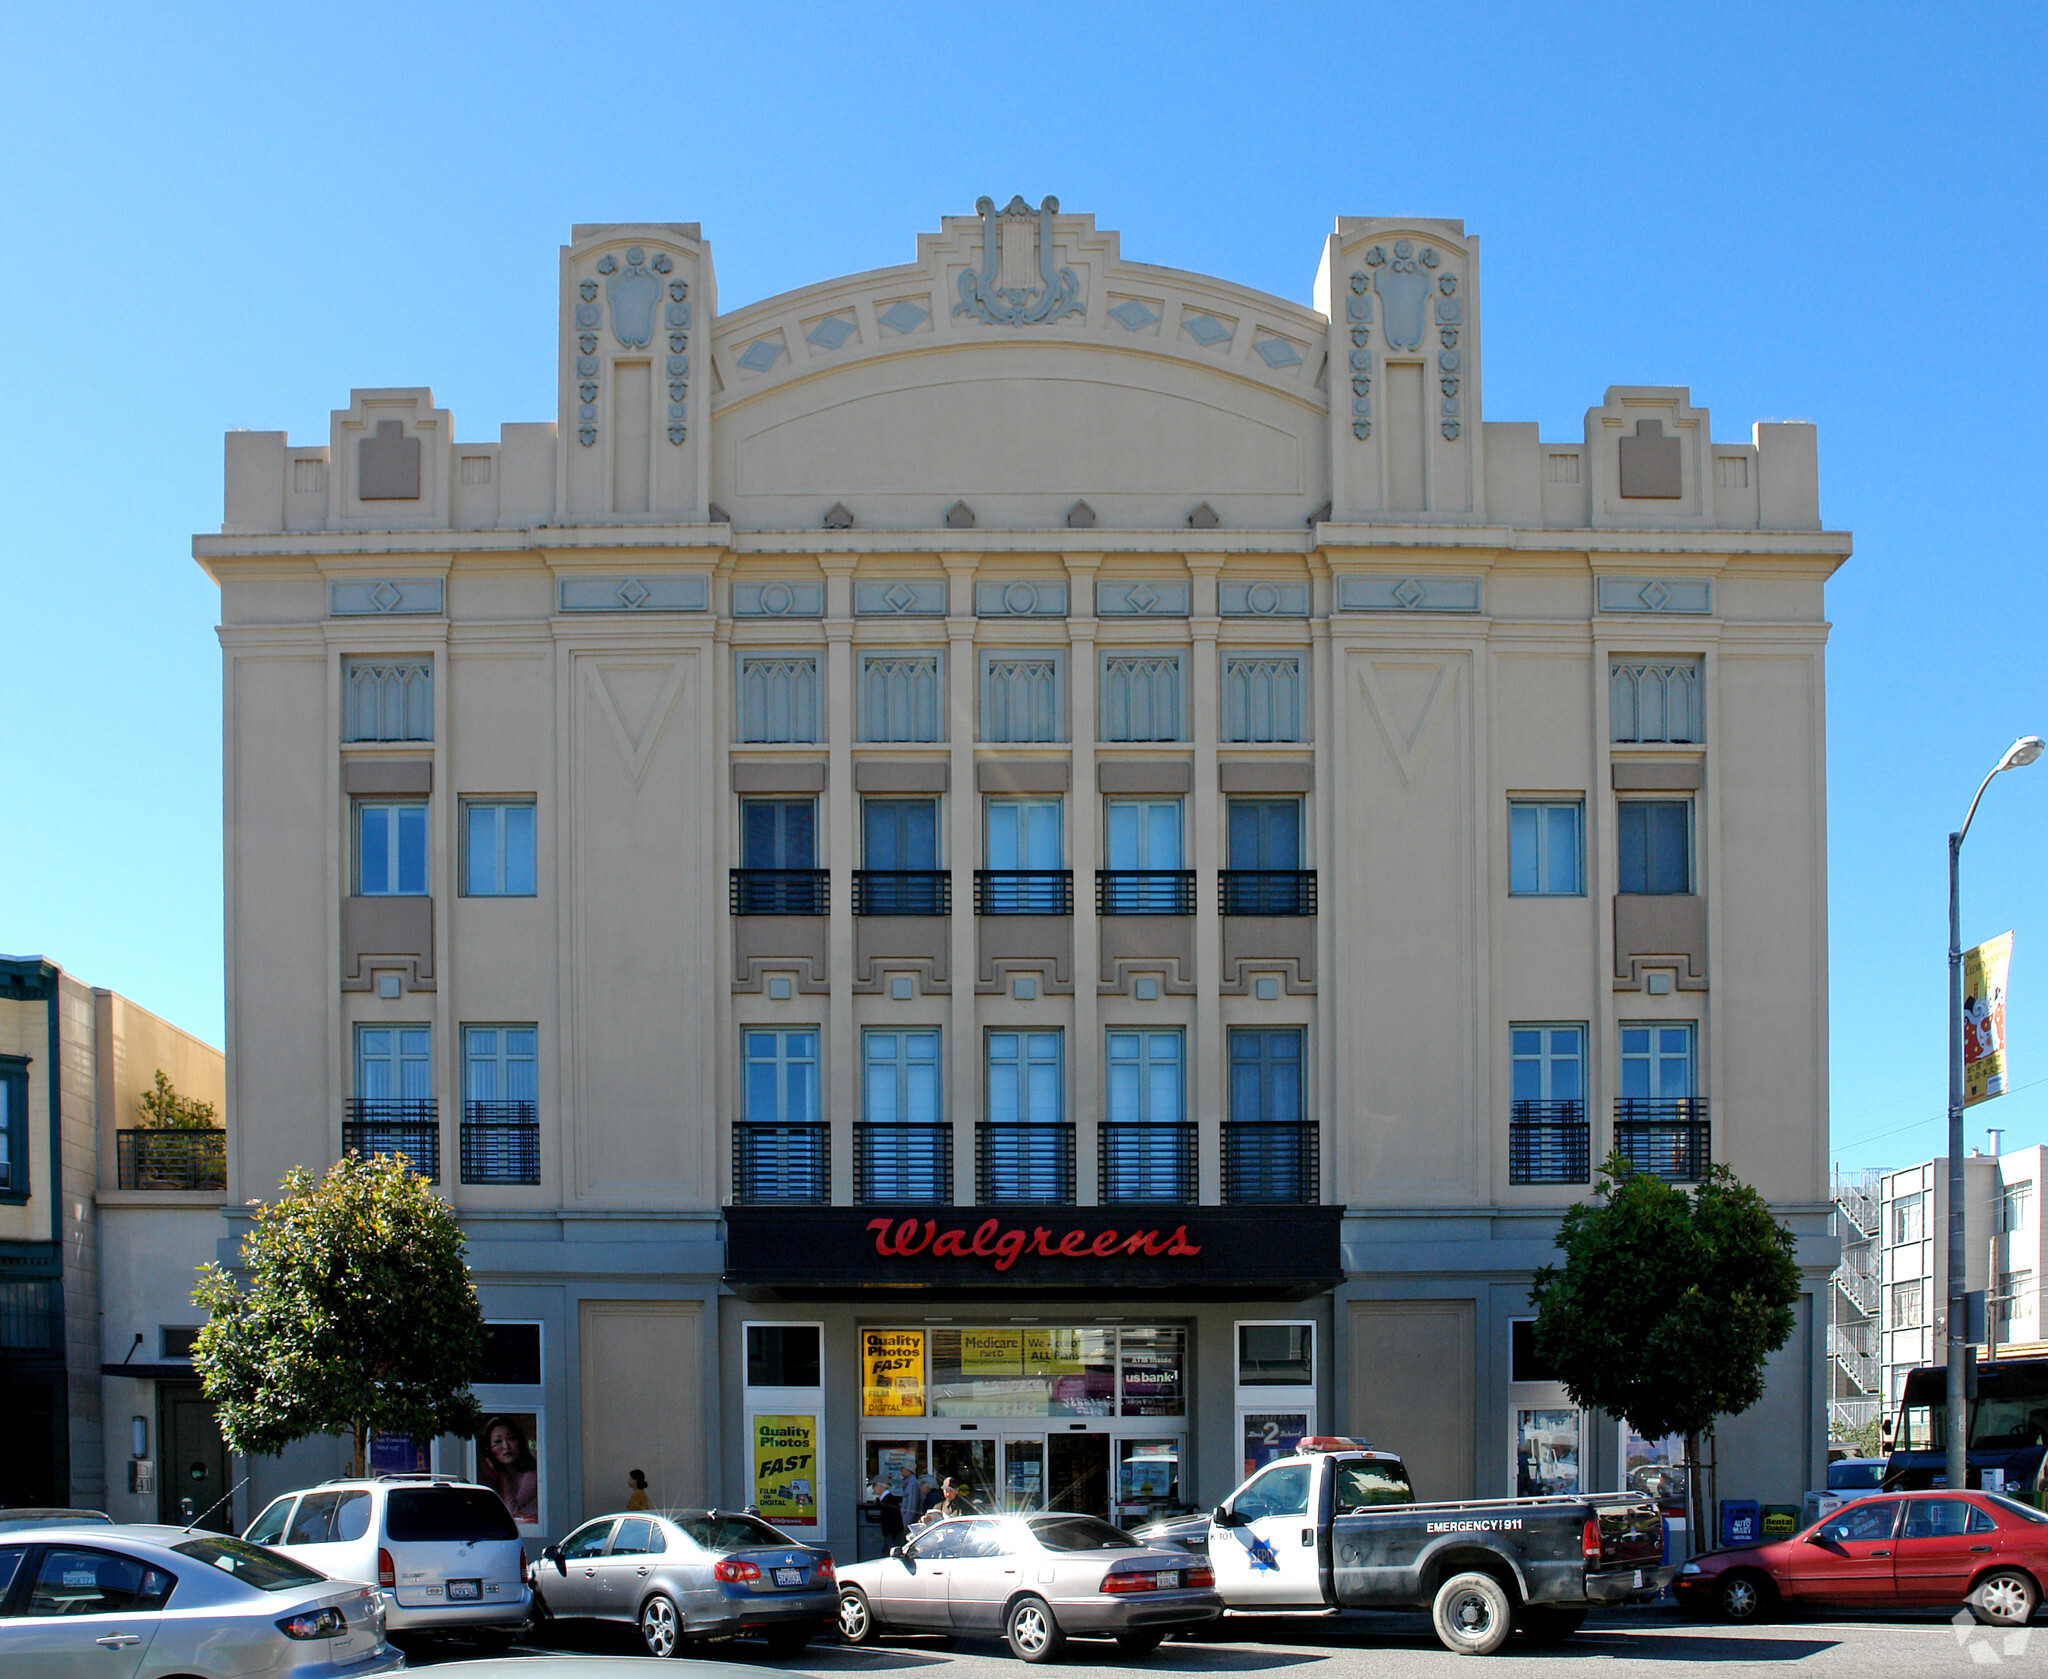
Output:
[{"xmin": 866, "ymin": 1216, "xmax": 1200, "ymax": 1270}]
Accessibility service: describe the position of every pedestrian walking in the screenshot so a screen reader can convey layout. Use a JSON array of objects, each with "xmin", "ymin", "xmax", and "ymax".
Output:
[{"xmin": 625, "ymin": 1468, "xmax": 650, "ymax": 1511}]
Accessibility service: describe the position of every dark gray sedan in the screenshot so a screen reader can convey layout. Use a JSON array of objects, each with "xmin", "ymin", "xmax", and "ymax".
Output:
[{"xmin": 528, "ymin": 1509, "xmax": 835, "ymax": 1658}]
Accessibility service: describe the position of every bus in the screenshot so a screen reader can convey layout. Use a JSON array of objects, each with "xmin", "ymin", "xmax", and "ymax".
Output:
[{"xmin": 1885, "ymin": 1356, "xmax": 2048, "ymax": 1503}]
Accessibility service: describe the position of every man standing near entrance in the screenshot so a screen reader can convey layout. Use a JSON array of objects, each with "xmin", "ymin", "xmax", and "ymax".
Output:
[{"xmin": 939, "ymin": 1476, "xmax": 976, "ymax": 1519}]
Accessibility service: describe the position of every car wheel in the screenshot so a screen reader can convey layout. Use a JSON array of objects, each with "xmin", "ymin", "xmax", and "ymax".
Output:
[
  {"xmin": 1116, "ymin": 1630, "xmax": 1166, "ymax": 1655},
  {"xmin": 762, "ymin": 1624, "xmax": 813, "ymax": 1656},
  {"xmin": 1518, "ymin": 1605, "xmax": 1587, "ymax": 1643},
  {"xmin": 1006, "ymin": 1594, "xmax": 1067, "ymax": 1663},
  {"xmin": 1970, "ymin": 1568, "xmax": 2040, "ymax": 1628},
  {"xmin": 1430, "ymin": 1569, "xmax": 1513, "ymax": 1656},
  {"xmin": 639, "ymin": 1592, "xmax": 684, "ymax": 1659},
  {"xmin": 837, "ymin": 1587, "xmax": 882, "ymax": 1646},
  {"xmin": 1716, "ymin": 1571, "xmax": 1768, "ymax": 1623}
]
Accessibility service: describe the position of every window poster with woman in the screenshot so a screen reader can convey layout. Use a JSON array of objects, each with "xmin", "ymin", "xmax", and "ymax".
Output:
[{"xmin": 474, "ymin": 1412, "xmax": 541, "ymax": 1531}]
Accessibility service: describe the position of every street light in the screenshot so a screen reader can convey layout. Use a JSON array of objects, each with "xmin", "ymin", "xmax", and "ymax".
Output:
[{"xmin": 1947, "ymin": 734, "xmax": 2044, "ymax": 1494}]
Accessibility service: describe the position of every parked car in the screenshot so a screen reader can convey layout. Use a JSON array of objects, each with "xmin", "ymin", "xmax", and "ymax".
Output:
[
  {"xmin": 0, "ymin": 1521, "xmax": 402, "ymax": 1677},
  {"xmin": 244, "ymin": 1471, "xmax": 530, "ymax": 1640},
  {"xmin": 529, "ymin": 1508, "xmax": 835, "ymax": 1658},
  {"xmin": 0, "ymin": 1506, "xmax": 114, "ymax": 1533},
  {"xmin": 1138, "ymin": 1436, "xmax": 1669, "ymax": 1656},
  {"xmin": 1675, "ymin": 1490, "xmax": 2048, "ymax": 1627},
  {"xmin": 836, "ymin": 1510, "xmax": 1220, "ymax": 1662},
  {"xmin": 1798, "ymin": 1456, "xmax": 1886, "ymax": 1530},
  {"xmin": 1138, "ymin": 1443, "xmax": 1414, "ymax": 1557}
]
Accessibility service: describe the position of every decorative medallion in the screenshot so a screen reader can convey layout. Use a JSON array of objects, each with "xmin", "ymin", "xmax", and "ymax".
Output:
[
  {"xmin": 954, "ymin": 195, "xmax": 1085, "ymax": 328},
  {"xmin": 1369, "ymin": 240, "xmax": 1431, "ymax": 353},
  {"xmin": 602, "ymin": 247, "xmax": 666, "ymax": 349}
]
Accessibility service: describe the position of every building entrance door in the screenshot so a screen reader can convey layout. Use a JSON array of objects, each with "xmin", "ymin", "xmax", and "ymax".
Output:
[
  {"xmin": 1045, "ymin": 1433, "xmax": 1110, "ymax": 1518},
  {"xmin": 1001, "ymin": 1438, "xmax": 1044, "ymax": 1511},
  {"xmin": 158, "ymin": 1384, "xmax": 230, "ymax": 1530}
]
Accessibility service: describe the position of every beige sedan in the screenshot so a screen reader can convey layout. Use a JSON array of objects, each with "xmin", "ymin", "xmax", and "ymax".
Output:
[{"xmin": 835, "ymin": 1512, "xmax": 1220, "ymax": 1662}]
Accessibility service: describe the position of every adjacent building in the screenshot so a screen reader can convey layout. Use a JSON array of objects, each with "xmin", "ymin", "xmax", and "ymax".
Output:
[
  {"xmin": 196, "ymin": 202, "xmax": 1849, "ymax": 1543},
  {"xmin": 0, "ymin": 955, "xmax": 229, "ymax": 1522}
]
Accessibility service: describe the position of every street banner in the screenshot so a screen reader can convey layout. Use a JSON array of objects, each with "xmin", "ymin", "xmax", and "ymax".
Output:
[
  {"xmin": 751, "ymin": 1413, "xmax": 818, "ymax": 1527},
  {"xmin": 1965, "ymin": 931, "xmax": 2015, "ymax": 1106},
  {"xmin": 862, "ymin": 1329, "xmax": 925, "ymax": 1416}
]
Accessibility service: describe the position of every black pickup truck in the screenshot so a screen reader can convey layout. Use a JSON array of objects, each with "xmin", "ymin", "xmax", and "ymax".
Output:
[{"xmin": 1136, "ymin": 1438, "xmax": 1670, "ymax": 1655}]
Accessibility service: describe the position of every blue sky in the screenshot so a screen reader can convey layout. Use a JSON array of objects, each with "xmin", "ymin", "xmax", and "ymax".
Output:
[{"xmin": 3, "ymin": 2, "xmax": 2042, "ymax": 1181}]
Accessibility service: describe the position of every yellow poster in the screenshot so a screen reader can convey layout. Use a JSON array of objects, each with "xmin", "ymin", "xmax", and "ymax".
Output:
[
  {"xmin": 862, "ymin": 1330, "xmax": 926, "ymax": 1416},
  {"xmin": 960, "ymin": 1328, "xmax": 1023, "ymax": 1375},
  {"xmin": 751, "ymin": 1414, "xmax": 818, "ymax": 1528},
  {"xmin": 1025, "ymin": 1330, "xmax": 1083, "ymax": 1375},
  {"xmin": 1965, "ymin": 932, "xmax": 2015, "ymax": 1107}
]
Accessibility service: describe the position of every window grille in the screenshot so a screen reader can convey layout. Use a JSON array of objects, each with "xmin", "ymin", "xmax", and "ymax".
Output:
[
  {"xmin": 1222, "ymin": 655, "xmax": 1304, "ymax": 742},
  {"xmin": 984, "ymin": 656, "xmax": 1061, "ymax": 742},
  {"xmin": 739, "ymin": 655, "xmax": 820, "ymax": 743},
  {"xmin": 1611, "ymin": 659, "xmax": 1703, "ymax": 744},
  {"xmin": 344, "ymin": 659, "xmax": 432, "ymax": 742},
  {"xmin": 1102, "ymin": 655, "xmax": 1184, "ymax": 742},
  {"xmin": 860, "ymin": 654, "xmax": 942, "ymax": 742}
]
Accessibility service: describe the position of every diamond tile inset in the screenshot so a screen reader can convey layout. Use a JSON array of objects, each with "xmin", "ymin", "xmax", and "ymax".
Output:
[
  {"xmin": 1184, "ymin": 314, "xmax": 1232, "ymax": 347},
  {"xmin": 883, "ymin": 583, "xmax": 916, "ymax": 612},
  {"xmin": 878, "ymin": 300, "xmax": 929, "ymax": 334},
  {"xmin": 1253, "ymin": 336, "xmax": 1302, "ymax": 368},
  {"xmin": 737, "ymin": 338, "xmax": 786, "ymax": 373},
  {"xmin": 370, "ymin": 580, "xmax": 402, "ymax": 613},
  {"xmin": 1640, "ymin": 581, "xmax": 1671, "ymax": 610},
  {"xmin": 1126, "ymin": 583, "xmax": 1160, "ymax": 614},
  {"xmin": 1109, "ymin": 299, "xmax": 1160, "ymax": 331},
  {"xmin": 617, "ymin": 579, "xmax": 651, "ymax": 608},
  {"xmin": 1392, "ymin": 578, "xmax": 1426, "ymax": 610},
  {"xmin": 806, "ymin": 316, "xmax": 855, "ymax": 350}
]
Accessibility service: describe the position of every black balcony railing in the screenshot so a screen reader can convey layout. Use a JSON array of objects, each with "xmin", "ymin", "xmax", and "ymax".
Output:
[
  {"xmin": 975, "ymin": 870, "xmax": 1074, "ymax": 915},
  {"xmin": 460, "ymin": 1101, "xmax": 539, "ymax": 1185},
  {"xmin": 1219, "ymin": 870, "xmax": 1318, "ymax": 916},
  {"xmin": 853, "ymin": 870, "xmax": 950, "ymax": 916},
  {"xmin": 730, "ymin": 869, "xmax": 830, "ymax": 915},
  {"xmin": 1509, "ymin": 1100, "xmax": 1590, "ymax": 1185},
  {"xmin": 343, "ymin": 1099, "xmax": 439, "ymax": 1182},
  {"xmin": 1615, "ymin": 1098, "xmax": 1710, "ymax": 1182},
  {"xmin": 116, "ymin": 1128, "xmax": 227, "ymax": 1191},
  {"xmin": 1097, "ymin": 870, "xmax": 1197, "ymax": 915},
  {"xmin": 855, "ymin": 1122, "xmax": 953, "ymax": 1203},
  {"xmin": 1221, "ymin": 1120, "xmax": 1320, "ymax": 1204},
  {"xmin": 1098, "ymin": 1121, "xmax": 1198, "ymax": 1204},
  {"xmin": 977, "ymin": 1122, "xmax": 1076, "ymax": 1203},
  {"xmin": 733, "ymin": 1121, "xmax": 830, "ymax": 1203}
]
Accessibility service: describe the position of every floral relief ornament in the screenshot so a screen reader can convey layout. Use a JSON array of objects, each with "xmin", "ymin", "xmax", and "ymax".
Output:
[
  {"xmin": 1347, "ymin": 271, "xmax": 1373, "ymax": 439},
  {"xmin": 955, "ymin": 195, "xmax": 1085, "ymax": 327}
]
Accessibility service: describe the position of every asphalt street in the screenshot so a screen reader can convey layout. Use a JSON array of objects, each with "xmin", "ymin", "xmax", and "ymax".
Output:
[{"xmin": 394, "ymin": 1607, "xmax": 2041, "ymax": 1676}]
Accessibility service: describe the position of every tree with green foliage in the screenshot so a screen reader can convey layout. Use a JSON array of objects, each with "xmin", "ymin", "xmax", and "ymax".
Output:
[
  {"xmin": 193, "ymin": 1153, "xmax": 486, "ymax": 1474},
  {"xmin": 138, "ymin": 1069, "xmax": 218, "ymax": 1129},
  {"xmin": 1529, "ymin": 1155, "xmax": 1801, "ymax": 1544}
]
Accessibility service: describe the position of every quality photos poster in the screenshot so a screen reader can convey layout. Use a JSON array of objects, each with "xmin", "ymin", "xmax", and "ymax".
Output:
[
  {"xmin": 474, "ymin": 1412, "xmax": 541, "ymax": 1529},
  {"xmin": 752, "ymin": 1414, "xmax": 819, "ymax": 1528}
]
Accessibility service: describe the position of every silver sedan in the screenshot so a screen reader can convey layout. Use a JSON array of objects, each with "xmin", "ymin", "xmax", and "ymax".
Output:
[
  {"xmin": 836, "ymin": 1512, "xmax": 1221, "ymax": 1662},
  {"xmin": 0, "ymin": 1522, "xmax": 402, "ymax": 1678},
  {"xmin": 528, "ymin": 1509, "xmax": 835, "ymax": 1658}
]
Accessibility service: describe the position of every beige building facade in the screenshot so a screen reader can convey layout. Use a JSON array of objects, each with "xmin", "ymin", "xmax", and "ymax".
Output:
[{"xmin": 198, "ymin": 202, "xmax": 1847, "ymax": 1541}]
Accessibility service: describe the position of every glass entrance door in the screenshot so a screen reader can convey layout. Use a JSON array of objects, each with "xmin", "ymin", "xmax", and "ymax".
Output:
[
  {"xmin": 1001, "ymin": 1437, "xmax": 1043, "ymax": 1512},
  {"xmin": 932, "ymin": 1439, "xmax": 999, "ymax": 1514},
  {"xmin": 1045, "ymin": 1434, "xmax": 1111, "ymax": 1519}
]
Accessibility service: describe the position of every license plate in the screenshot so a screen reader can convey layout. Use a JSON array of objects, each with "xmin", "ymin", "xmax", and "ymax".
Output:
[
  {"xmin": 447, "ymin": 1578, "xmax": 481, "ymax": 1601},
  {"xmin": 1632, "ymin": 1570, "xmax": 1644, "ymax": 1589},
  {"xmin": 772, "ymin": 1567, "xmax": 804, "ymax": 1587},
  {"xmin": 1155, "ymin": 1570, "xmax": 1180, "ymax": 1589}
]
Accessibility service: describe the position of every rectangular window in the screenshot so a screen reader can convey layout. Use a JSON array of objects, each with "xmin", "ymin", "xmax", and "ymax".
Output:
[
  {"xmin": 1228, "ymin": 799, "xmax": 1301, "ymax": 869},
  {"xmin": 747, "ymin": 1324, "xmax": 823, "ymax": 1388},
  {"xmin": 345, "ymin": 658, "xmax": 432, "ymax": 742},
  {"xmin": 987, "ymin": 1031, "xmax": 1063, "ymax": 1125},
  {"xmin": 1892, "ymin": 1279, "xmax": 1925, "ymax": 1331},
  {"xmin": 738, "ymin": 654, "xmax": 820, "ymax": 743},
  {"xmin": 1515, "ymin": 1408, "xmax": 1584, "ymax": 1498},
  {"xmin": 860, "ymin": 654, "xmax": 942, "ymax": 742},
  {"xmin": 1509, "ymin": 801, "xmax": 1583, "ymax": 896},
  {"xmin": 742, "ymin": 800, "xmax": 816, "ymax": 869},
  {"xmin": 1512, "ymin": 1025, "xmax": 1585, "ymax": 1103},
  {"xmin": 1106, "ymin": 1030, "xmax": 1183, "ymax": 1125},
  {"xmin": 0, "ymin": 1057, "xmax": 26, "ymax": 1199},
  {"xmin": 1101, "ymin": 653, "xmax": 1185, "ymax": 742},
  {"xmin": 744, "ymin": 1030, "xmax": 820, "ymax": 1125},
  {"xmin": 2001, "ymin": 1181, "xmax": 2033, "ymax": 1234},
  {"xmin": 463, "ymin": 802, "xmax": 535, "ymax": 896},
  {"xmin": 1619, "ymin": 1024, "xmax": 1695, "ymax": 1100},
  {"xmin": 1222, "ymin": 654, "xmax": 1304, "ymax": 743},
  {"xmin": 358, "ymin": 802, "xmax": 428, "ymax": 895},
  {"xmin": 478, "ymin": 1323, "xmax": 543, "ymax": 1386},
  {"xmin": 1999, "ymin": 1271, "xmax": 2033, "ymax": 1325},
  {"xmin": 1105, "ymin": 801, "xmax": 1182, "ymax": 869},
  {"xmin": 463, "ymin": 1026, "xmax": 537, "ymax": 1105},
  {"xmin": 1611, "ymin": 659, "xmax": 1703, "ymax": 744},
  {"xmin": 864, "ymin": 1030, "xmax": 941, "ymax": 1124},
  {"xmin": 1893, "ymin": 1191, "xmax": 1927, "ymax": 1245},
  {"xmin": 982, "ymin": 652, "xmax": 1064, "ymax": 743},
  {"xmin": 1229, "ymin": 1030, "xmax": 1302, "ymax": 1124},
  {"xmin": 1509, "ymin": 1319, "xmax": 1557, "ymax": 1384},
  {"xmin": 1617, "ymin": 800, "xmax": 1692, "ymax": 894},
  {"xmin": 864, "ymin": 800, "xmax": 938, "ymax": 869},
  {"xmin": 986, "ymin": 799, "xmax": 1062, "ymax": 868},
  {"xmin": 357, "ymin": 1025, "xmax": 432, "ymax": 1100},
  {"xmin": 1237, "ymin": 1322, "xmax": 1314, "ymax": 1386}
]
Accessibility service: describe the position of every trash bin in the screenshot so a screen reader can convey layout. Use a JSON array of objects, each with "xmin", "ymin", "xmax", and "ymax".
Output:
[{"xmin": 1720, "ymin": 1500, "xmax": 1761, "ymax": 1548}]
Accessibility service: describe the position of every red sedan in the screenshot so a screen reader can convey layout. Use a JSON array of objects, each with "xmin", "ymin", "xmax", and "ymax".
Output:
[{"xmin": 1674, "ymin": 1491, "xmax": 2046, "ymax": 1628}]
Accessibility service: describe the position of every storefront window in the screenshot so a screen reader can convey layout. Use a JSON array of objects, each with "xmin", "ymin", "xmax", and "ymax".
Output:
[
  {"xmin": 1117, "ymin": 1438, "xmax": 1181, "ymax": 1509},
  {"xmin": 747, "ymin": 1324, "xmax": 821, "ymax": 1388},
  {"xmin": 870, "ymin": 1326, "xmax": 1185, "ymax": 1419},
  {"xmin": 1241, "ymin": 1411, "xmax": 1310, "ymax": 1476},
  {"xmin": 1119, "ymin": 1326, "xmax": 1185, "ymax": 1416},
  {"xmin": 1238, "ymin": 1322, "xmax": 1314, "ymax": 1385},
  {"xmin": 1515, "ymin": 1407, "xmax": 1583, "ymax": 1498}
]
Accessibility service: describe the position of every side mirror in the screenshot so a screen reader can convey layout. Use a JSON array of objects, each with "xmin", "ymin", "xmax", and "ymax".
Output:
[
  {"xmin": 888, "ymin": 1544, "xmax": 906, "ymax": 1560},
  {"xmin": 1212, "ymin": 1506, "xmax": 1238, "ymax": 1528},
  {"xmin": 541, "ymin": 1544, "xmax": 564, "ymax": 1572}
]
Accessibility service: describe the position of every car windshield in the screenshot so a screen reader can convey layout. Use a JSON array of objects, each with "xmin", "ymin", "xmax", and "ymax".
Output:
[
  {"xmin": 1989, "ymin": 1495, "xmax": 2048, "ymax": 1526},
  {"xmin": 676, "ymin": 1514, "xmax": 793, "ymax": 1551},
  {"xmin": 1827, "ymin": 1461, "xmax": 1883, "ymax": 1492},
  {"xmin": 1028, "ymin": 1516, "xmax": 1142, "ymax": 1552},
  {"xmin": 386, "ymin": 1489, "xmax": 519, "ymax": 1543},
  {"xmin": 173, "ymin": 1536, "xmax": 328, "ymax": 1592}
]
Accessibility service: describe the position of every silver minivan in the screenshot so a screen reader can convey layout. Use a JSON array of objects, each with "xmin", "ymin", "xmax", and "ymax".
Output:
[{"xmin": 244, "ymin": 1474, "xmax": 529, "ymax": 1639}]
